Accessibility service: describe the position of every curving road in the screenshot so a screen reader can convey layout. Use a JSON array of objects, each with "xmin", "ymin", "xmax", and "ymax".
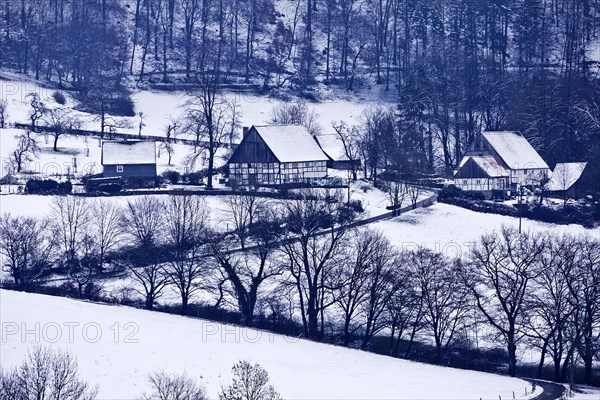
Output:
[{"xmin": 524, "ymin": 379, "xmax": 566, "ymax": 400}]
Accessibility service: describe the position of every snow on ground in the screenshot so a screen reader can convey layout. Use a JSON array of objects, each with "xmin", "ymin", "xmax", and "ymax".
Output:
[
  {"xmin": 372, "ymin": 202, "xmax": 600, "ymax": 259},
  {"xmin": 0, "ymin": 194, "xmax": 231, "ymax": 229},
  {"xmin": 0, "ymin": 289, "xmax": 538, "ymax": 400},
  {"xmin": 0, "ymin": 76, "xmax": 381, "ymax": 149},
  {"xmin": 569, "ymin": 386, "xmax": 600, "ymax": 399},
  {"xmin": 0, "ymin": 127, "xmax": 231, "ymax": 180}
]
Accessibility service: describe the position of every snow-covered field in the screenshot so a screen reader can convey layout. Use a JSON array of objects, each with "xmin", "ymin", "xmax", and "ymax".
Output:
[
  {"xmin": 0, "ymin": 289, "xmax": 538, "ymax": 400},
  {"xmin": 373, "ymin": 202, "xmax": 600, "ymax": 258}
]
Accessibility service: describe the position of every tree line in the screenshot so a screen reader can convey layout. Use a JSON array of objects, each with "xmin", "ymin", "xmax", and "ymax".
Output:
[
  {"xmin": 1, "ymin": 192, "xmax": 599, "ymax": 382},
  {"xmin": 1, "ymin": 0, "xmax": 600, "ymax": 187}
]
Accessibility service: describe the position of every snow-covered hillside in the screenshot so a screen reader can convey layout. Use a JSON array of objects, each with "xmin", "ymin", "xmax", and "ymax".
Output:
[
  {"xmin": 0, "ymin": 290, "xmax": 538, "ymax": 400},
  {"xmin": 372, "ymin": 203, "xmax": 600, "ymax": 258}
]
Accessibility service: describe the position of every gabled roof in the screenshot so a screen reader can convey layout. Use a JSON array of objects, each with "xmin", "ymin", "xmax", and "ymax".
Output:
[
  {"xmin": 102, "ymin": 140, "xmax": 157, "ymax": 165},
  {"xmin": 253, "ymin": 125, "xmax": 330, "ymax": 163},
  {"xmin": 456, "ymin": 155, "xmax": 509, "ymax": 178},
  {"xmin": 545, "ymin": 162, "xmax": 588, "ymax": 191},
  {"xmin": 483, "ymin": 131, "xmax": 549, "ymax": 170}
]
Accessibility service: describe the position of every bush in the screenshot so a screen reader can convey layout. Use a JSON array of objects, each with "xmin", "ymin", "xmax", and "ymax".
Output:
[
  {"xmin": 110, "ymin": 96, "xmax": 136, "ymax": 117},
  {"xmin": 183, "ymin": 172, "xmax": 204, "ymax": 185},
  {"xmin": 25, "ymin": 179, "xmax": 72, "ymax": 195},
  {"xmin": 97, "ymin": 183, "xmax": 122, "ymax": 194},
  {"xmin": 438, "ymin": 185, "xmax": 463, "ymax": 200},
  {"xmin": 162, "ymin": 170, "xmax": 181, "ymax": 184},
  {"xmin": 52, "ymin": 91, "xmax": 67, "ymax": 105}
]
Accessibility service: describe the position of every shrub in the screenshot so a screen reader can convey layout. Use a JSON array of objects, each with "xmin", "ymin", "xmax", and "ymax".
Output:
[
  {"xmin": 183, "ymin": 172, "xmax": 204, "ymax": 185},
  {"xmin": 110, "ymin": 96, "xmax": 136, "ymax": 117},
  {"xmin": 438, "ymin": 185, "xmax": 463, "ymax": 200},
  {"xmin": 52, "ymin": 91, "xmax": 67, "ymax": 105},
  {"xmin": 162, "ymin": 170, "xmax": 181, "ymax": 184},
  {"xmin": 25, "ymin": 179, "xmax": 72, "ymax": 194},
  {"xmin": 97, "ymin": 183, "xmax": 122, "ymax": 194}
]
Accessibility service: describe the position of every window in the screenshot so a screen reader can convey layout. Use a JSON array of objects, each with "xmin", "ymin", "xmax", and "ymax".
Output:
[{"xmin": 116, "ymin": 165, "xmax": 124, "ymax": 173}]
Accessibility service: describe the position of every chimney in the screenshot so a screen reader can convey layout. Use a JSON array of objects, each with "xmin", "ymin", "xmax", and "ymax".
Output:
[{"xmin": 242, "ymin": 126, "xmax": 250, "ymax": 138}]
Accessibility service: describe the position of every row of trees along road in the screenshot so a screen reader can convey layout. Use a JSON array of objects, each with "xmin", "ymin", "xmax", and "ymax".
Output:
[{"xmin": 1, "ymin": 192, "xmax": 599, "ymax": 382}]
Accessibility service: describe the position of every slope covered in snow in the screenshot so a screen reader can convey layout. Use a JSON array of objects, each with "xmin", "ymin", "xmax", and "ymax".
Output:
[{"xmin": 0, "ymin": 290, "xmax": 538, "ymax": 400}]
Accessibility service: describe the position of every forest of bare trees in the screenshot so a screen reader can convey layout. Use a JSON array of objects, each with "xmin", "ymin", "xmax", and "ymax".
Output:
[
  {"xmin": 1, "ymin": 0, "xmax": 600, "ymax": 185},
  {"xmin": 1, "ymin": 192, "xmax": 599, "ymax": 382}
]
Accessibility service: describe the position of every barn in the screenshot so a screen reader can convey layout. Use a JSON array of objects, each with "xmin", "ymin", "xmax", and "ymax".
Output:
[
  {"xmin": 545, "ymin": 162, "xmax": 591, "ymax": 199},
  {"xmin": 455, "ymin": 131, "xmax": 550, "ymax": 197},
  {"xmin": 101, "ymin": 140, "xmax": 157, "ymax": 188},
  {"xmin": 227, "ymin": 125, "xmax": 330, "ymax": 187}
]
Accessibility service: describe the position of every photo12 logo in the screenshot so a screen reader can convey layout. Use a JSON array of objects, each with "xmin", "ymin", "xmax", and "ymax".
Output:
[{"xmin": 1, "ymin": 321, "xmax": 140, "ymax": 344}]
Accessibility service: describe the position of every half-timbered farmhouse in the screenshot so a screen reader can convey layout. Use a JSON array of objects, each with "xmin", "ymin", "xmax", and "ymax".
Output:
[
  {"xmin": 101, "ymin": 140, "xmax": 157, "ymax": 188},
  {"xmin": 455, "ymin": 131, "xmax": 549, "ymax": 197},
  {"xmin": 227, "ymin": 125, "xmax": 330, "ymax": 187}
]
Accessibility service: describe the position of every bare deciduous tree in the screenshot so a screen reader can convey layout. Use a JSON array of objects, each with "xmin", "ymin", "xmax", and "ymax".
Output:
[
  {"xmin": 219, "ymin": 361, "xmax": 282, "ymax": 400},
  {"xmin": 0, "ymin": 100, "xmax": 7, "ymax": 128},
  {"xmin": 0, "ymin": 347, "xmax": 97, "ymax": 400},
  {"xmin": 0, "ymin": 214, "xmax": 54, "ymax": 287},
  {"xmin": 121, "ymin": 196, "xmax": 165, "ymax": 248},
  {"xmin": 464, "ymin": 226, "xmax": 545, "ymax": 377},
  {"xmin": 51, "ymin": 196, "xmax": 90, "ymax": 263},
  {"xmin": 144, "ymin": 371, "xmax": 207, "ymax": 400},
  {"xmin": 91, "ymin": 200, "xmax": 122, "ymax": 270},
  {"xmin": 163, "ymin": 195, "xmax": 210, "ymax": 314},
  {"xmin": 270, "ymin": 100, "xmax": 321, "ymax": 136},
  {"xmin": 9, "ymin": 132, "xmax": 39, "ymax": 172}
]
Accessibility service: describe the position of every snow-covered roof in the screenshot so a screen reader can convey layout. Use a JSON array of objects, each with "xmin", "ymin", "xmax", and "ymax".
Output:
[
  {"xmin": 102, "ymin": 140, "xmax": 157, "ymax": 165},
  {"xmin": 254, "ymin": 125, "xmax": 330, "ymax": 163},
  {"xmin": 467, "ymin": 155, "xmax": 509, "ymax": 177},
  {"xmin": 483, "ymin": 131, "xmax": 549, "ymax": 170},
  {"xmin": 545, "ymin": 162, "xmax": 588, "ymax": 191}
]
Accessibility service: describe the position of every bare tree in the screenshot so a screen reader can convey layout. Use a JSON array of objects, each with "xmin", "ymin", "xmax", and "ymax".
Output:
[
  {"xmin": 210, "ymin": 208, "xmax": 284, "ymax": 326},
  {"xmin": 219, "ymin": 361, "xmax": 282, "ymax": 400},
  {"xmin": 360, "ymin": 231, "xmax": 398, "ymax": 350},
  {"xmin": 385, "ymin": 264, "xmax": 425, "ymax": 358},
  {"xmin": 383, "ymin": 179, "xmax": 407, "ymax": 217},
  {"xmin": 27, "ymin": 92, "xmax": 47, "ymax": 131},
  {"xmin": 122, "ymin": 247, "xmax": 169, "ymax": 310},
  {"xmin": 158, "ymin": 142, "xmax": 175, "ymax": 166},
  {"xmin": 0, "ymin": 99, "xmax": 7, "ymax": 128},
  {"xmin": 464, "ymin": 226, "xmax": 545, "ymax": 377},
  {"xmin": 44, "ymin": 107, "xmax": 81, "ymax": 151},
  {"xmin": 144, "ymin": 371, "xmax": 207, "ymax": 400},
  {"xmin": 331, "ymin": 229, "xmax": 374, "ymax": 346},
  {"xmin": 567, "ymin": 236, "xmax": 600, "ymax": 384},
  {"xmin": 410, "ymin": 248, "xmax": 471, "ymax": 362},
  {"xmin": 525, "ymin": 234, "xmax": 578, "ymax": 380},
  {"xmin": 91, "ymin": 200, "xmax": 122, "ymax": 270},
  {"xmin": 0, "ymin": 214, "xmax": 54, "ymax": 287},
  {"xmin": 51, "ymin": 196, "xmax": 90, "ymax": 263},
  {"xmin": 270, "ymin": 100, "xmax": 321, "ymax": 136},
  {"xmin": 8, "ymin": 132, "xmax": 39, "ymax": 172},
  {"xmin": 121, "ymin": 196, "xmax": 165, "ymax": 248},
  {"xmin": 163, "ymin": 195, "xmax": 210, "ymax": 314},
  {"xmin": 0, "ymin": 346, "xmax": 97, "ymax": 400},
  {"xmin": 332, "ymin": 121, "xmax": 360, "ymax": 180},
  {"xmin": 281, "ymin": 190, "xmax": 350, "ymax": 339},
  {"xmin": 222, "ymin": 193, "xmax": 267, "ymax": 249}
]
